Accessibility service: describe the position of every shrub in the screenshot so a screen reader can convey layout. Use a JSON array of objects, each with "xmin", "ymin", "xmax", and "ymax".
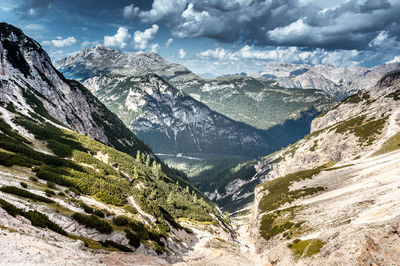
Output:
[
  {"xmin": 125, "ymin": 229, "xmax": 141, "ymax": 248},
  {"xmin": 29, "ymin": 176, "xmax": 38, "ymax": 182},
  {"xmin": 20, "ymin": 182, "xmax": 28, "ymax": 188},
  {"xmin": 0, "ymin": 199, "xmax": 66, "ymax": 235},
  {"xmin": 46, "ymin": 181, "xmax": 55, "ymax": 188},
  {"xmin": 80, "ymin": 203, "xmax": 93, "ymax": 214},
  {"xmin": 123, "ymin": 205, "xmax": 138, "ymax": 214},
  {"xmin": 99, "ymin": 240, "xmax": 132, "ymax": 252},
  {"xmin": 44, "ymin": 189, "xmax": 55, "ymax": 197},
  {"xmin": 0, "ymin": 186, "xmax": 54, "ymax": 203},
  {"xmin": 72, "ymin": 213, "xmax": 112, "ymax": 234},
  {"xmin": 93, "ymin": 210, "xmax": 105, "ymax": 218},
  {"xmin": 0, "ymin": 198, "xmax": 23, "ymax": 217},
  {"xmin": 112, "ymin": 216, "xmax": 129, "ymax": 226},
  {"xmin": 58, "ymin": 192, "xmax": 65, "ymax": 197}
]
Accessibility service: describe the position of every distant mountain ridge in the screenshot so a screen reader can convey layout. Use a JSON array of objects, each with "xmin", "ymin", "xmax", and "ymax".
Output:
[
  {"xmin": 57, "ymin": 46, "xmax": 336, "ymax": 158},
  {"xmin": 172, "ymin": 75, "xmax": 335, "ymax": 130},
  {"xmin": 55, "ymin": 44, "xmax": 198, "ymax": 83},
  {"xmin": 84, "ymin": 73, "xmax": 278, "ymax": 157},
  {"xmin": 251, "ymin": 61, "xmax": 400, "ymax": 100}
]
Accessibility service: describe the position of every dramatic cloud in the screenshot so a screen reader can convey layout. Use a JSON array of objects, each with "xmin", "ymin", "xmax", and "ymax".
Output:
[
  {"xmin": 125, "ymin": 0, "xmax": 400, "ymax": 50},
  {"xmin": 200, "ymin": 45, "xmax": 364, "ymax": 67},
  {"xmin": 14, "ymin": 0, "xmax": 55, "ymax": 19},
  {"xmin": 42, "ymin": 36, "xmax": 77, "ymax": 48},
  {"xmin": 104, "ymin": 27, "xmax": 131, "ymax": 49},
  {"xmin": 133, "ymin": 24, "xmax": 159, "ymax": 51},
  {"xmin": 123, "ymin": 0, "xmax": 186, "ymax": 23},
  {"xmin": 179, "ymin": 48, "xmax": 186, "ymax": 58}
]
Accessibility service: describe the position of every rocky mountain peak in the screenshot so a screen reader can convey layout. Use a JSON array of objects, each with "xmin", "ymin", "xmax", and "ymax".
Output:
[
  {"xmin": 251, "ymin": 61, "xmax": 399, "ymax": 100},
  {"xmin": 377, "ymin": 68, "xmax": 400, "ymax": 88}
]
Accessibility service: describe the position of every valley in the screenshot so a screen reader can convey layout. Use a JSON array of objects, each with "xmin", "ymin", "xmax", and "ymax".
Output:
[{"xmin": 1, "ymin": 21, "xmax": 400, "ymax": 266}]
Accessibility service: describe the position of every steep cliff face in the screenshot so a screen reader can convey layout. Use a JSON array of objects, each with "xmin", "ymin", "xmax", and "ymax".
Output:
[
  {"xmin": 0, "ymin": 22, "xmax": 150, "ymax": 156},
  {"xmin": 83, "ymin": 74, "xmax": 277, "ymax": 157},
  {"xmin": 245, "ymin": 69, "xmax": 400, "ymax": 264},
  {"xmin": 252, "ymin": 61, "xmax": 400, "ymax": 100}
]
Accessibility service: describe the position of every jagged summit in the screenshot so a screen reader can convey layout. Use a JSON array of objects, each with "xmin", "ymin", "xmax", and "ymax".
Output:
[
  {"xmin": 0, "ymin": 22, "xmax": 150, "ymax": 155},
  {"xmin": 251, "ymin": 61, "xmax": 400, "ymax": 100},
  {"xmin": 55, "ymin": 45, "xmax": 198, "ymax": 82},
  {"xmin": 377, "ymin": 68, "xmax": 400, "ymax": 88}
]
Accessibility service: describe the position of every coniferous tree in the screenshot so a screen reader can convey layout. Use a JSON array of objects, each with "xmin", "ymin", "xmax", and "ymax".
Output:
[
  {"xmin": 136, "ymin": 150, "xmax": 141, "ymax": 163},
  {"xmin": 146, "ymin": 154, "xmax": 150, "ymax": 167},
  {"xmin": 224, "ymin": 211, "xmax": 230, "ymax": 223}
]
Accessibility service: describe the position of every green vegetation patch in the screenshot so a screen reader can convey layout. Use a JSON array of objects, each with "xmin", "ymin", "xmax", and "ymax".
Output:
[
  {"xmin": 288, "ymin": 238, "xmax": 326, "ymax": 258},
  {"xmin": 0, "ymin": 117, "xmax": 31, "ymax": 144},
  {"xmin": 385, "ymin": 89, "xmax": 400, "ymax": 101},
  {"xmin": 0, "ymin": 186, "xmax": 54, "ymax": 204},
  {"xmin": 373, "ymin": 131, "xmax": 400, "ymax": 155},
  {"xmin": 258, "ymin": 163, "xmax": 332, "ymax": 213},
  {"xmin": 99, "ymin": 240, "xmax": 132, "ymax": 252},
  {"xmin": 333, "ymin": 115, "xmax": 388, "ymax": 146},
  {"xmin": 72, "ymin": 212, "xmax": 113, "ymax": 234},
  {"xmin": 342, "ymin": 92, "xmax": 370, "ymax": 104},
  {"xmin": 260, "ymin": 206, "xmax": 305, "ymax": 240},
  {"xmin": 0, "ymin": 198, "xmax": 66, "ymax": 235},
  {"xmin": 0, "ymin": 110, "xmax": 218, "ymax": 238}
]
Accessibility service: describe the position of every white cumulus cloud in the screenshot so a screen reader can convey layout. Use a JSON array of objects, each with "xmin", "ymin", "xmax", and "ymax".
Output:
[
  {"xmin": 42, "ymin": 36, "xmax": 77, "ymax": 48},
  {"xmin": 104, "ymin": 27, "xmax": 131, "ymax": 49},
  {"xmin": 133, "ymin": 24, "xmax": 159, "ymax": 51}
]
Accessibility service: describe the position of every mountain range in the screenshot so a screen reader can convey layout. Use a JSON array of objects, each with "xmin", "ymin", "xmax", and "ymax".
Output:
[
  {"xmin": 1, "ymin": 22, "xmax": 400, "ymax": 265},
  {"xmin": 251, "ymin": 61, "xmax": 400, "ymax": 100},
  {"xmin": 56, "ymin": 45, "xmax": 336, "ymax": 158}
]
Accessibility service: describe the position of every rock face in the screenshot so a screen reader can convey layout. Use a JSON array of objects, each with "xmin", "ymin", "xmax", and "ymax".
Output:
[
  {"xmin": 0, "ymin": 22, "xmax": 150, "ymax": 156},
  {"xmin": 245, "ymin": 69, "xmax": 400, "ymax": 264},
  {"xmin": 251, "ymin": 61, "xmax": 400, "ymax": 100},
  {"xmin": 83, "ymin": 74, "xmax": 277, "ymax": 157},
  {"xmin": 55, "ymin": 44, "xmax": 198, "ymax": 83}
]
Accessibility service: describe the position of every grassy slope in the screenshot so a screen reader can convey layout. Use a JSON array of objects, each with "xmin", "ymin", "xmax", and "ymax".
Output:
[{"xmin": 0, "ymin": 98, "xmax": 222, "ymax": 239}]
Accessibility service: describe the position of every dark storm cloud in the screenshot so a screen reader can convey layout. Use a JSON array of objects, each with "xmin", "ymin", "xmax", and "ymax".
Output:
[
  {"xmin": 125, "ymin": 0, "xmax": 400, "ymax": 50},
  {"xmin": 14, "ymin": 0, "xmax": 56, "ymax": 19}
]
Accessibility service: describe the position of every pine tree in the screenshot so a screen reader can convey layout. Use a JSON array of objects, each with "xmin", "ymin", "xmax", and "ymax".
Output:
[
  {"xmin": 134, "ymin": 166, "xmax": 138, "ymax": 179},
  {"xmin": 136, "ymin": 150, "xmax": 141, "ymax": 163},
  {"xmin": 152, "ymin": 161, "xmax": 158, "ymax": 178},
  {"xmin": 224, "ymin": 211, "xmax": 230, "ymax": 223},
  {"xmin": 146, "ymin": 154, "xmax": 150, "ymax": 167},
  {"xmin": 193, "ymin": 193, "xmax": 197, "ymax": 202}
]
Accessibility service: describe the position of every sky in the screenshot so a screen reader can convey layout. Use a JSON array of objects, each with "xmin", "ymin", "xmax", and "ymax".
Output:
[{"xmin": 1, "ymin": 0, "xmax": 400, "ymax": 77}]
